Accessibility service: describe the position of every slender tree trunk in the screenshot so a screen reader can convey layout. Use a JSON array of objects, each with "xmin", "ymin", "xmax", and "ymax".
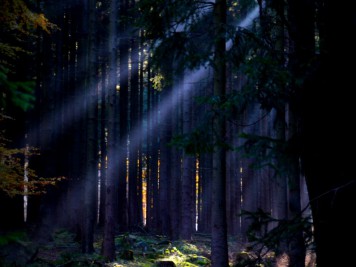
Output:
[
  {"xmin": 180, "ymin": 73, "xmax": 194, "ymax": 240},
  {"xmin": 82, "ymin": 0, "xmax": 98, "ymax": 254},
  {"xmin": 286, "ymin": 0, "xmax": 314, "ymax": 265},
  {"xmin": 118, "ymin": 0, "xmax": 129, "ymax": 232},
  {"xmin": 159, "ymin": 82, "xmax": 172, "ymax": 236},
  {"xmin": 170, "ymin": 75, "xmax": 182, "ymax": 239},
  {"xmin": 145, "ymin": 65, "xmax": 153, "ymax": 230},
  {"xmin": 199, "ymin": 153, "xmax": 212, "ymax": 234},
  {"xmin": 128, "ymin": 33, "xmax": 141, "ymax": 229},
  {"xmin": 102, "ymin": 0, "xmax": 118, "ymax": 260},
  {"xmin": 211, "ymin": 0, "xmax": 229, "ymax": 266},
  {"xmin": 151, "ymin": 90, "xmax": 160, "ymax": 232}
]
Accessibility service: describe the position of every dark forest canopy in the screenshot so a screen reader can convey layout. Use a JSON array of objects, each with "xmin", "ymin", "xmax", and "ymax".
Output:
[{"xmin": 0, "ymin": 0, "xmax": 355, "ymax": 266}]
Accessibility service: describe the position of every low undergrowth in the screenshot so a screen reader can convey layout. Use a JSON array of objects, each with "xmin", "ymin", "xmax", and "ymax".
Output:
[{"xmin": 0, "ymin": 228, "xmax": 315, "ymax": 266}]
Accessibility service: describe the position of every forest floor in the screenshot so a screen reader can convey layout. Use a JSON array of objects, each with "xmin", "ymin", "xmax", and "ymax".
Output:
[{"xmin": 0, "ymin": 228, "xmax": 316, "ymax": 266}]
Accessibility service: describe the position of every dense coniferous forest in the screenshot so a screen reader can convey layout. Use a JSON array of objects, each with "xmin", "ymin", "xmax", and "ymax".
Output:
[{"xmin": 1, "ymin": 0, "xmax": 355, "ymax": 266}]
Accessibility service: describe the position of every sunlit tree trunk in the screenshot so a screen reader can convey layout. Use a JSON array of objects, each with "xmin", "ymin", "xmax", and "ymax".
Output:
[
  {"xmin": 128, "ymin": 26, "xmax": 141, "ymax": 229},
  {"xmin": 145, "ymin": 68, "xmax": 160, "ymax": 232},
  {"xmin": 137, "ymin": 37, "xmax": 145, "ymax": 227},
  {"xmin": 197, "ymin": 83, "xmax": 213, "ymax": 234},
  {"xmin": 145, "ymin": 64, "xmax": 153, "ymax": 230},
  {"xmin": 211, "ymin": 0, "xmax": 229, "ymax": 266}
]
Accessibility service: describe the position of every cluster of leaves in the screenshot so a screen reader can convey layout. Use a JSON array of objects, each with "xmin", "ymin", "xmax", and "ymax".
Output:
[
  {"xmin": 0, "ymin": 1, "xmax": 62, "ymax": 198},
  {"xmin": 0, "ymin": 0, "xmax": 55, "ymax": 35},
  {"xmin": 0, "ymin": 115, "xmax": 64, "ymax": 198},
  {"xmin": 133, "ymin": 0, "xmax": 217, "ymax": 76},
  {"xmin": 0, "ymin": 0, "xmax": 58, "ymax": 111},
  {"xmin": 0, "ymin": 66, "xmax": 35, "ymax": 111},
  {"xmin": 238, "ymin": 133, "xmax": 285, "ymax": 176}
]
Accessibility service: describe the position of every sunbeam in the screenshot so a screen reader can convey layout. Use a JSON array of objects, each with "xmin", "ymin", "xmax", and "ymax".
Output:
[{"xmin": 27, "ymin": 48, "xmax": 140, "ymax": 146}]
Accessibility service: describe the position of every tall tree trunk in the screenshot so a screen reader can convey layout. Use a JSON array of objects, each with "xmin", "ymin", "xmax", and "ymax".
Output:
[
  {"xmin": 128, "ymin": 33, "xmax": 141, "ymax": 229},
  {"xmin": 180, "ymin": 73, "xmax": 194, "ymax": 240},
  {"xmin": 159, "ymin": 82, "xmax": 172, "ymax": 236},
  {"xmin": 151, "ymin": 89, "xmax": 160, "ymax": 232},
  {"xmin": 302, "ymin": 2, "xmax": 356, "ymax": 266},
  {"xmin": 82, "ymin": 0, "xmax": 98, "ymax": 254},
  {"xmin": 118, "ymin": 0, "xmax": 129, "ymax": 232},
  {"xmin": 169, "ymin": 76, "xmax": 182, "ymax": 239},
  {"xmin": 102, "ymin": 0, "xmax": 118, "ymax": 260},
  {"xmin": 199, "ymin": 153, "xmax": 212, "ymax": 234},
  {"xmin": 211, "ymin": 0, "xmax": 229, "ymax": 266},
  {"xmin": 97, "ymin": 0, "xmax": 110, "ymax": 228},
  {"xmin": 286, "ymin": 0, "xmax": 314, "ymax": 265}
]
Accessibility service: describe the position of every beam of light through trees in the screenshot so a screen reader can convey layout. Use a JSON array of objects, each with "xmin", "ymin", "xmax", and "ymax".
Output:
[{"xmin": 24, "ymin": 4, "xmax": 260, "ymax": 225}]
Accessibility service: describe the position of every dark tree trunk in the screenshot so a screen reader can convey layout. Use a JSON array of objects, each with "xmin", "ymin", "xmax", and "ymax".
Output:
[
  {"xmin": 199, "ymin": 153, "xmax": 212, "ymax": 234},
  {"xmin": 169, "ymin": 78, "xmax": 182, "ymax": 239},
  {"xmin": 286, "ymin": 0, "xmax": 314, "ymax": 265},
  {"xmin": 118, "ymin": 0, "xmax": 129, "ymax": 232},
  {"xmin": 82, "ymin": 0, "xmax": 98, "ymax": 253},
  {"xmin": 150, "ymin": 90, "xmax": 160, "ymax": 232},
  {"xmin": 159, "ymin": 82, "xmax": 172, "ymax": 236},
  {"xmin": 128, "ymin": 34, "xmax": 141, "ymax": 230},
  {"xmin": 102, "ymin": 0, "xmax": 118, "ymax": 260},
  {"xmin": 180, "ymin": 74, "xmax": 194, "ymax": 240},
  {"xmin": 302, "ymin": 1, "xmax": 356, "ymax": 266},
  {"xmin": 211, "ymin": 0, "xmax": 229, "ymax": 266}
]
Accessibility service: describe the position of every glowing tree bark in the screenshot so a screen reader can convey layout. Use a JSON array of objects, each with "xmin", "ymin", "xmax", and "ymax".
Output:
[{"xmin": 128, "ymin": 32, "xmax": 141, "ymax": 229}]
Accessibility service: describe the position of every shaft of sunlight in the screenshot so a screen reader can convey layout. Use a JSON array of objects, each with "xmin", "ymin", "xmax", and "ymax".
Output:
[
  {"xmin": 226, "ymin": 5, "xmax": 259, "ymax": 50},
  {"xmin": 116, "ymin": 5, "xmax": 260, "ymax": 162},
  {"xmin": 27, "ymin": 50, "xmax": 139, "ymax": 145}
]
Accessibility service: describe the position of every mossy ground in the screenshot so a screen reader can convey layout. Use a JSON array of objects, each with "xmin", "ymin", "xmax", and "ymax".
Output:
[{"xmin": 0, "ymin": 229, "xmax": 316, "ymax": 266}]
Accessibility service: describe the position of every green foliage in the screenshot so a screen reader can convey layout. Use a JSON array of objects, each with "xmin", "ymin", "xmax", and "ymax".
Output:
[
  {"xmin": 0, "ymin": 115, "xmax": 65, "ymax": 197},
  {"xmin": 170, "ymin": 129, "xmax": 214, "ymax": 155},
  {"xmin": 0, "ymin": 0, "xmax": 56, "ymax": 35},
  {"xmin": 133, "ymin": 0, "xmax": 216, "ymax": 74},
  {"xmin": 0, "ymin": 66, "xmax": 35, "ymax": 111},
  {"xmin": 237, "ymin": 209, "xmax": 314, "ymax": 266},
  {"xmin": 0, "ymin": 231, "xmax": 27, "ymax": 246},
  {"xmin": 150, "ymin": 73, "xmax": 165, "ymax": 91},
  {"xmin": 237, "ymin": 131, "xmax": 303, "ymax": 178},
  {"xmin": 0, "ymin": 0, "xmax": 58, "ymax": 112},
  {"xmin": 52, "ymin": 229, "xmax": 77, "ymax": 247}
]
